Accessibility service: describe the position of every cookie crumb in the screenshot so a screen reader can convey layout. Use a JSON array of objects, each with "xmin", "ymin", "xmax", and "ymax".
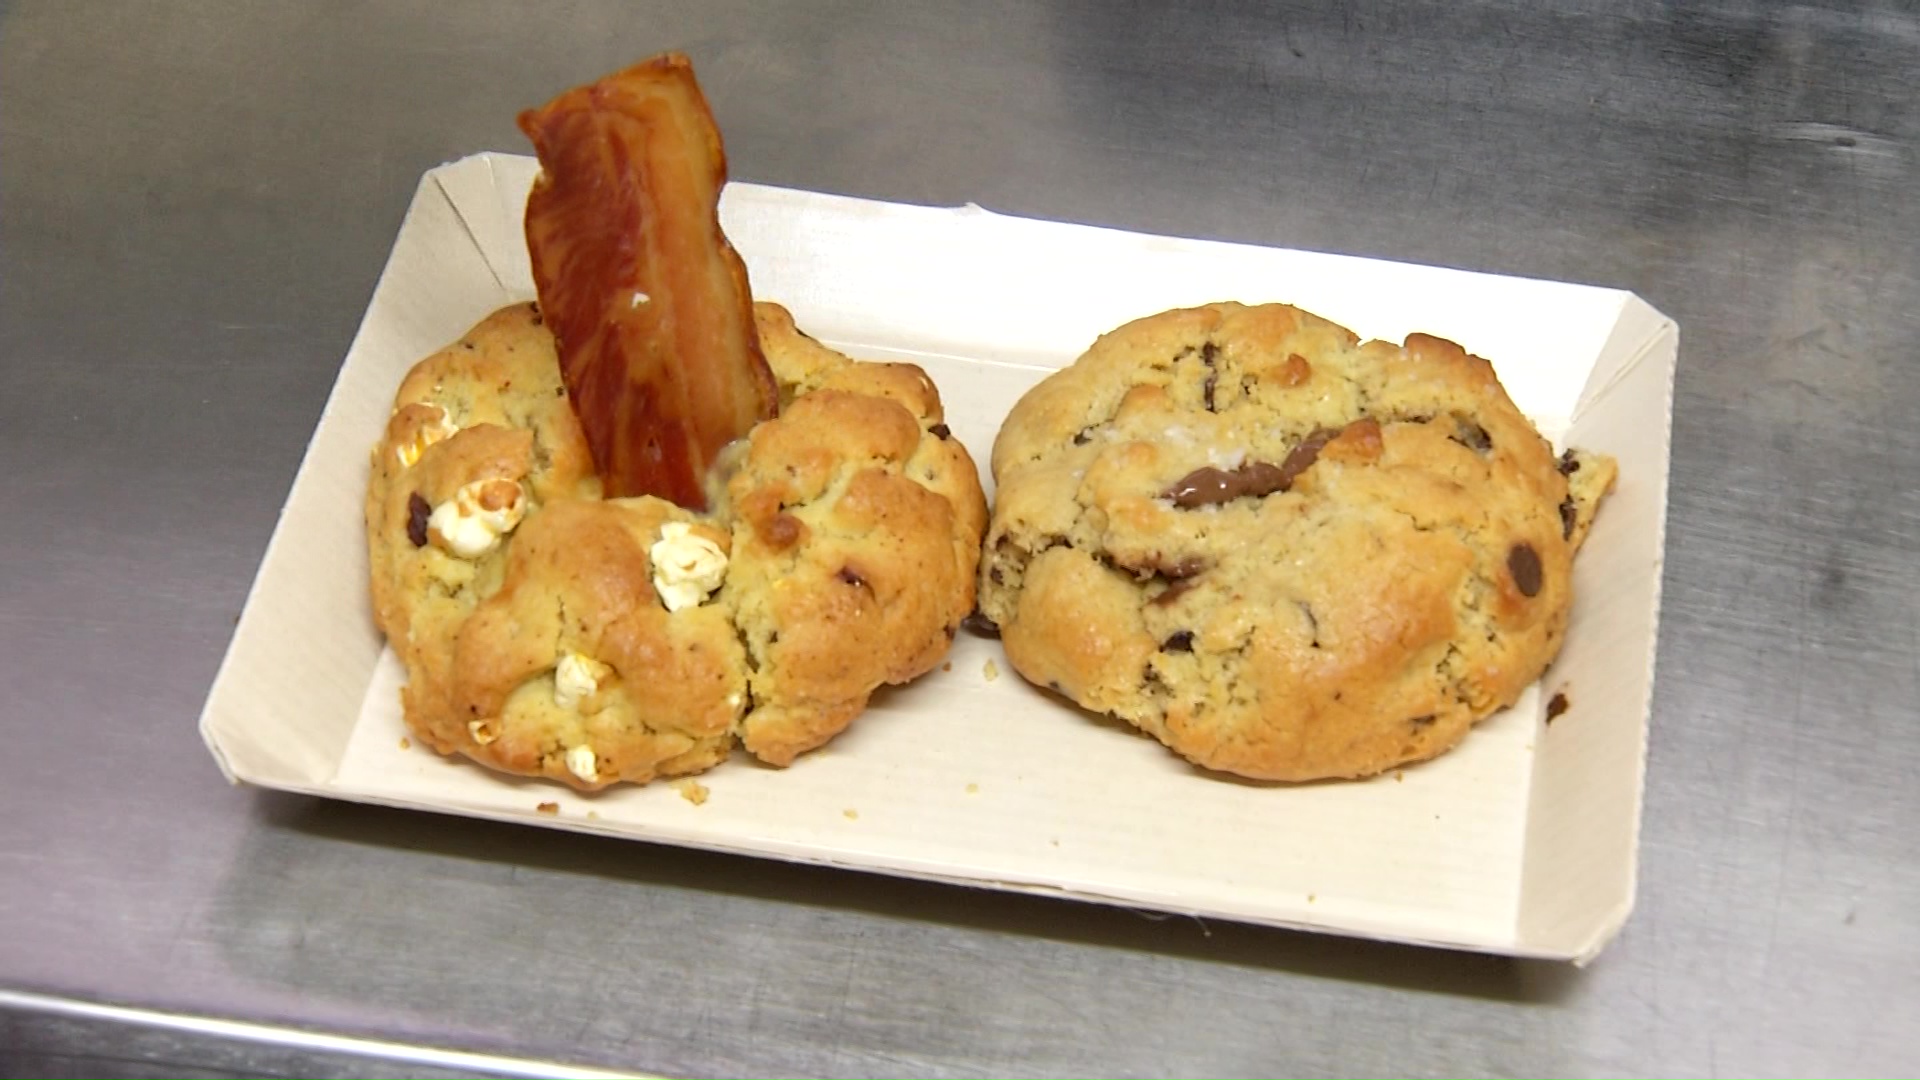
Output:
[
  {"xmin": 398, "ymin": 737, "xmax": 411, "ymax": 750},
  {"xmin": 535, "ymin": 801, "xmax": 559, "ymax": 814},
  {"xmin": 1308, "ymin": 893, "xmax": 1317, "ymax": 904},
  {"xmin": 843, "ymin": 808, "xmax": 859, "ymax": 820},
  {"xmin": 1545, "ymin": 689, "xmax": 1571, "ymax": 723},
  {"xmin": 586, "ymin": 810, "xmax": 600, "ymax": 820},
  {"xmin": 1049, "ymin": 838, "xmax": 1060, "ymax": 847},
  {"xmin": 676, "ymin": 779, "xmax": 709, "ymax": 806},
  {"xmin": 942, "ymin": 661, "xmax": 952, "ymax": 672},
  {"xmin": 966, "ymin": 782, "xmax": 979, "ymax": 794},
  {"xmin": 983, "ymin": 658, "xmax": 1000, "ymax": 682},
  {"xmin": 1395, "ymin": 771, "xmax": 1404, "ymax": 783}
]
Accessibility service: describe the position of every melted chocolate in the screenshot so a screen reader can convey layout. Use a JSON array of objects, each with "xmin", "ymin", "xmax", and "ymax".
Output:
[
  {"xmin": 406, "ymin": 493, "xmax": 431, "ymax": 548},
  {"xmin": 1160, "ymin": 428, "xmax": 1336, "ymax": 508},
  {"xmin": 1508, "ymin": 542, "xmax": 1544, "ymax": 597}
]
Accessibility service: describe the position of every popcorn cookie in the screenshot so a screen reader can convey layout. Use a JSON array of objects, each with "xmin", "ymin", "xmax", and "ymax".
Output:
[
  {"xmin": 366, "ymin": 301, "xmax": 986, "ymax": 789},
  {"xmin": 977, "ymin": 302, "xmax": 1616, "ymax": 782}
]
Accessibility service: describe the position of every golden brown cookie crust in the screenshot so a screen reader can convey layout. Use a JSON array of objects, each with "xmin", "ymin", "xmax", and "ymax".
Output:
[
  {"xmin": 366, "ymin": 301, "xmax": 986, "ymax": 789},
  {"xmin": 979, "ymin": 302, "xmax": 1616, "ymax": 782}
]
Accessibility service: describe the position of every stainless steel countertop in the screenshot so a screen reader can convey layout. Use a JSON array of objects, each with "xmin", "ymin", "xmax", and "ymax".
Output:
[{"xmin": 3, "ymin": 2, "xmax": 1915, "ymax": 1076}]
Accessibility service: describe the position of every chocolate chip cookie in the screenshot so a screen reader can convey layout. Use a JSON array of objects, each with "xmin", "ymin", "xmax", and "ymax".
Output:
[
  {"xmin": 978, "ymin": 302, "xmax": 1616, "ymax": 781},
  {"xmin": 366, "ymin": 302, "xmax": 986, "ymax": 789}
]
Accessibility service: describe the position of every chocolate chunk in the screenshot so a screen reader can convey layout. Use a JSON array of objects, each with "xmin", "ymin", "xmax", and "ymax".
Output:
[
  {"xmin": 1449, "ymin": 416, "xmax": 1493, "ymax": 453},
  {"xmin": 406, "ymin": 493, "xmax": 431, "ymax": 548},
  {"xmin": 961, "ymin": 611, "xmax": 1001, "ymax": 638},
  {"xmin": 1408, "ymin": 714, "xmax": 1436, "ymax": 728},
  {"xmin": 1274, "ymin": 428, "xmax": 1337, "ymax": 488},
  {"xmin": 1162, "ymin": 460, "xmax": 1282, "ymax": 508},
  {"xmin": 1118, "ymin": 553, "xmax": 1208, "ymax": 580},
  {"xmin": 1200, "ymin": 342, "xmax": 1220, "ymax": 412},
  {"xmin": 1508, "ymin": 542, "xmax": 1543, "ymax": 597},
  {"xmin": 835, "ymin": 566, "xmax": 867, "ymax": 589},
  {"xmin": 1159, "ymin": 426, "xmax": 1347, "ymax": 508},
  {"xmin": 1235, "ymin": 459, "xmax": 1289, "ymax": 494},
  {"xmin": 1152, "ymin": 577, "xmax": 1200, "ymax": 607},
  {"xmin": 1546, "ymin": 691, "xmax": 1570, "ymax": 723},
  {"xmin": 929, "ymin": 423, "xmax": 951, "ymax": 440},
  {"xmin": 1162, "ymin": 630, "xmax": 1195, "ymax": 652},
  {"xmin": 1163, "ymin": 465, "xmax": 1238, "ymax": 508},
  {"xmin": 1560, "ymin": 497, "xmax": 1577, "ymax": 539},
  {"xmin": 1558, "ymin": 450, "xmax": 1580, "ymax": 475}
]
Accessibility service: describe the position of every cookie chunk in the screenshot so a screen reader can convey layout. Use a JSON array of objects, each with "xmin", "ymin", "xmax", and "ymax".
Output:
[
  {"xmin": 727, "ymin": 304, "xmax": 988, "ymax": 763},
  {"xmin": 367, "ymin": 302, "xmax": 986, "ymax": 789},
  {"xmin": 978, "ymin": 302, "xmax": 1616, "ymax": 782},
  {"xmin": 364, "ymin": 303, "xmax": 599, "ymax": 757}
]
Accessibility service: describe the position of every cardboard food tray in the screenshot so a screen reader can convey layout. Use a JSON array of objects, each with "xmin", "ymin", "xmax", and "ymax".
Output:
[{"xmin": 199, "ymin": 152, "xmax": 1674, "ymax": 962}]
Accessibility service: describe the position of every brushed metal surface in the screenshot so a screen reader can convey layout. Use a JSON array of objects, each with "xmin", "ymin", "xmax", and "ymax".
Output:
[{"xmin": 2, "ymin": 1, "xmax": 1915, "ymax": 1076}]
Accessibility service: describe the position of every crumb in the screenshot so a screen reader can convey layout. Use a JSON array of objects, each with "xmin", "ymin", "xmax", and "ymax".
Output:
[
  {"xmin": 1049, "ymin": 838, "xmax": 1059, "ymax": 847},
  {"xmin": 942, "ymin": 661, "xmax": 952, "ymax": 672},
  {"xmin": 586, "ymin": 810, "xmax": 600, "ymax": 820},
  {"xmin": 536, "ymin": 801, "xmax": 559, "ymax": 814},
  {"xmin": 965, "ymin": 782, "xmax": 979, "ymax": 794},
  {"xmin": 983, "ymin": 658, "xmax": 1000, "ymax": 682},
  {"xmin": 398, "ymin": 737, "xmax": 411, "ymax": 750},
  {"xmin": 676, "ymin": 779, "xmax": 709, "ymax": 806},
  {"xmin": 1546, "ymin": 689, "xmax": 1570, "ymax": 723},
  {"xmin": 1308, "ymin": 893, "xmax": 1317, "ymax": 903},
  {"xmin": 1395, "ymin": 771, "xmax": 1404, "ymax": 783},
  {"xmin": 843, "ymin": 808, "xmax": 859, "ymax": 820}
]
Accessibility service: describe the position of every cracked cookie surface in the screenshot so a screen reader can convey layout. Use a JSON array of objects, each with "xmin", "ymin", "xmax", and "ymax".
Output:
[
  {"xmin": 367, "ymin": 301, "xmax": 986, "ymax": 790},
  {"xmin": 979, "ymin": 302, "xmax": 1616, "ymax": 781}
]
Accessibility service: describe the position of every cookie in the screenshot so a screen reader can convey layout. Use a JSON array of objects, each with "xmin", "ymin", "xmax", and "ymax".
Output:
[
  {"xmin": 978, "ymin": 302, "xmax": 1616, "ymax": 781},
  {"xmin": 366, "ymin": 301, "xmax": 986, "ymax": 789}
]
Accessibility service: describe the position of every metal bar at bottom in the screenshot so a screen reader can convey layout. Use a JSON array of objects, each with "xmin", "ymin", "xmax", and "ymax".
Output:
[{"xmin": 0, "ymin": 989, "xmax": 651, "ymax": 1079}]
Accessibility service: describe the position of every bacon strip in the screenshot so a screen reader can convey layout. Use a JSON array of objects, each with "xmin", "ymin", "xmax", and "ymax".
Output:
[{"xmin": 519, "ymin": 53, "xmax": 777, "ymax": 509}]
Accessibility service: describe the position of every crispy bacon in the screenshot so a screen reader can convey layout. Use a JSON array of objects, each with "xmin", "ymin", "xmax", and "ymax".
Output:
[{"xmin": 519, "ymin": 53, "xmax": 777, "ymax": 509}]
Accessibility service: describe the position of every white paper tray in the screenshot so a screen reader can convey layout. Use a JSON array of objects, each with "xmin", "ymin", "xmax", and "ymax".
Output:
[{"xmin": 200, "ymin": 153, "xmax": 1675, "ymax": 962}]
